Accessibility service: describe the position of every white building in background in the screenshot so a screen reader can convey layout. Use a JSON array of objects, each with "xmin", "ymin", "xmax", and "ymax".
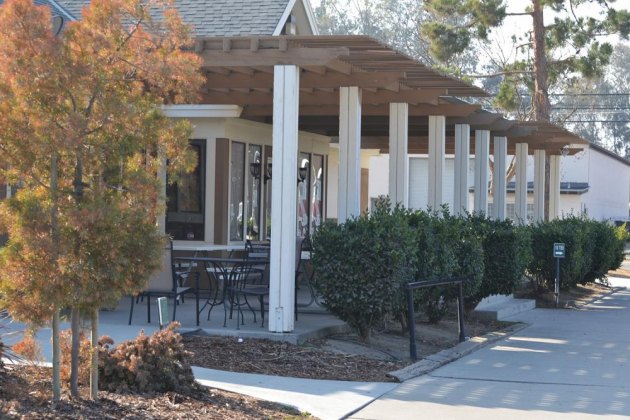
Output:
[{"xmin": 369, "ymin": 142, "xmax": 630, "ymax": 222}]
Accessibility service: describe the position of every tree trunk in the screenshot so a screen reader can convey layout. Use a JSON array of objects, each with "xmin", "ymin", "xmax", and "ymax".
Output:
[
  {"xmin": 50, "ymin": 153, "xmax": 61, "ymax": 403},
  {"xmin": 70, "ymin": 156, "xmax": 84, "ymax": 398},
  {"xmin": 51, "ymin": 308, "xmax": 61, "ymax": 402},
  {"xmin": 70, "ymin": 307, "xmax": 81, "ymax": 398},
  {"xmin": 531, "ymin": 0, "xmax": 552, "ymax": 221},
  {"xmin": 90, "ymin": 309, "xmax": 98, "ymax": 399}
]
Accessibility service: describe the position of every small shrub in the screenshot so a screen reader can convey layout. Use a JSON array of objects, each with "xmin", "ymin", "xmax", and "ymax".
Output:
[
  {"xmin": 312, "ymin": 201, "xmax": 416, "ymax": 341},
  {"xmin": 99, "ymin": 323, "xmax": 196, "ymax": 394},
  {"xmin": 408, "ymin": 210, "xmax": 484, "ymax": 323},
  {"xmin": 59, "ymin": 329, "xmax": 95, "ymax": 387},
  {"xmin": 466, "ymin": 214, "xmax": 531, "ymax": 308},
  {"xmin": 12, "ymin": 333, "xmax": 43, "ymax": 365},
  {"xmin": 527, "ymin": 216, "xmax": 624, "ymax": 290}
]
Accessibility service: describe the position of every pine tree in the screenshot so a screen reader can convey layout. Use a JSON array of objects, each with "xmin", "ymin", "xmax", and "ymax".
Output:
[{"xmin": 422, "ymin": 0, "xmax": 629, "ymax": 218}]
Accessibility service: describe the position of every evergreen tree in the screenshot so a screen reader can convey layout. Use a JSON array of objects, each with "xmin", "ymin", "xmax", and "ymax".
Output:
[{"xmin": 0, "ymin": 0, "xmax": 202, "ymax": 401}]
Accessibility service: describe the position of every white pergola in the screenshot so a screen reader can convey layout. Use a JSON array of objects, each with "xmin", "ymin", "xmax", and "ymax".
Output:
[{"xmin": 193, "ymin": 35, "xmax": 587, "ymax": 332}]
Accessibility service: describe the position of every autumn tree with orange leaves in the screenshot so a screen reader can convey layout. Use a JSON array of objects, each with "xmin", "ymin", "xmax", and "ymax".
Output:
[{"xmin": 0, "ymin": 0, "xmax": 203, "ymax": 401}]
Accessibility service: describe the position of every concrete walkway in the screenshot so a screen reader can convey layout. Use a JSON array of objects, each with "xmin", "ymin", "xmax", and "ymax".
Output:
[
  {"xmin": 5, "ymin": 277, "xmax": 630, "ymax": 419},
  {"xmin": 351, "ymin": 276, "xmax": 630, "ymax": 420},
  {"xmin": 193, "ymin": 367, "xmax": 397, "ymax": 419}
]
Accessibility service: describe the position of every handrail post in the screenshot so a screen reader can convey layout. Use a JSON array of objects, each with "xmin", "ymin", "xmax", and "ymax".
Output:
[
  {"xmin": 406, "ymin": 287, "xmax": 417, "ymax": 361},
  {"xmin": 457, "ymin": 281, "xmax": 465, "ymax": 342}
]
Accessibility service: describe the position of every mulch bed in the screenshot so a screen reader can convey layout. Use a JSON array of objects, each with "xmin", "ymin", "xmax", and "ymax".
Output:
[
  {"xmin": 182, "ymin": 335, "xmax": 404, "ymax": 382},
  {"xmin": 514, "ymin": 282, "xmax": 614, "ymax": 308},
  {"xmin": 0, "ymin": 365, "xmax": 307, "ymax": 419}
]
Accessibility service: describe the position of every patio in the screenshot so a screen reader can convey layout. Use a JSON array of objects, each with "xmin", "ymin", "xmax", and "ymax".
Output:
[{"xmin": 115, "ymin": 286, "xmax": 346, "ymax": 345}]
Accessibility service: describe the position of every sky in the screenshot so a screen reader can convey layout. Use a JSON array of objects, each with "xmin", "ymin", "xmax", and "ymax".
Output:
[{"xmin": 308, "ymin": 0, "xmax": 628, "ymax": 47}]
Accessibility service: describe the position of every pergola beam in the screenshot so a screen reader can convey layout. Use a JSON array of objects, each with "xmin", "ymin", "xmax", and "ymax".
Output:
[
  {"xmin": 200, "ymin": 47, "xmax": 350, "ymax": 68},
  {"xmin": 203, "ymin": 71, "xmax": 408, "ymax": 89}
]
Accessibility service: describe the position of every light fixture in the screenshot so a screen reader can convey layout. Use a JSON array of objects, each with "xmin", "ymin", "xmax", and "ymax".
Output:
[
  {"xmin": 265, "ymin": 162, "xmax": 272, "ymax": 182},
  {"xmin": 298, "ymin": 160, "xmax": 309, "ymax": 184},
  {"xmin": 559, "ymin": 146, "xmax": 570, "ymax": 157},
  {"xmin": 250, "ymin": 161, "xmax": 261, "ymax": 179}
]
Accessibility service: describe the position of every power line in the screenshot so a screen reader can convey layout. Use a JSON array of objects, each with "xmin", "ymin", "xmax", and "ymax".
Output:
[
  {"xmin": 565, "ymin": 120, "xmax": 630, "ymax": 123},
  {"xmin": 551, "ymin": 93, "xmax": 630, "ymax": 96}
]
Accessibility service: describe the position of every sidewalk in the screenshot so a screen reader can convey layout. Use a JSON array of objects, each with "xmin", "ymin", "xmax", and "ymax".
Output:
[
  {"xmin": 4, "ymin": 277, "xmax": 629, "ymax": 419},
  {"xmin": 351, "ymin": 276, "xmax": 630, "ymax": 420}
]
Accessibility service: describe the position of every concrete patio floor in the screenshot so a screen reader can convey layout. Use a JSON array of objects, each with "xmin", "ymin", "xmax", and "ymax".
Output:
[{"xmin": 2, "ymin": 286, "xmax": 347, "ymax": 360}]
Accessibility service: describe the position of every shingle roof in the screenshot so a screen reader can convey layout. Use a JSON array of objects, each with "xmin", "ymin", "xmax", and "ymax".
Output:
[
  {"xmin": 0, "ymin": 0, "xmax": 70, "ymax": 18},
  {"xmin": 53, "ymin": 0, "xmax": 292, "ymax": 36}
]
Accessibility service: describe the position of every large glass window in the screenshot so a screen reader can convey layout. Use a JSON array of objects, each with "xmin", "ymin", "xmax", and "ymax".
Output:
[
  {"xmin": 229, "ymin": 142, "xmax": 246, "ymax": 242},
  {"xmin": 297, "ymin": 153, "xmax": 310, "ymax": 237},
  {"xmin": 246, "ymin": 145, "xmax": 262, "ymax": 240},
  {"xmin": 166, "ymin": 140, "xmax": 205, "ymax": 240},
  {"xmin": 310, "ymin": 154, "xmax": 325, "ymax": 234}
]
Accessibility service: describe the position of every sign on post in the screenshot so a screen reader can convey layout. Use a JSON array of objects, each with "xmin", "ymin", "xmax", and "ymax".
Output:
[
  {"xmin": 157, "ymin": 297, "xmax": 169, "ymax": 330},
  {"xmin": 553, "ymin": 243, "xmax": 566, "ymax": 258},
  {"xmin": 553, "ymin": 243, "xmax": 565, "ymax": 308}
]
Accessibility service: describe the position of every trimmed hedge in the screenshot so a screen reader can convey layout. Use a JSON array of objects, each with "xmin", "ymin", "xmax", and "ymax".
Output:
[
  {"xmin": 527, "ymin": 216, "xmax": 626, "ymax": 290},
  {"xmin": 466, "ymin": 214, "xmax": 532, "ymax": 308},
  {"xmin": 312, "ymin": 201, "xmax": 416, "ymax": 341},
  {"xmin": 313, "ymin": 203, "xmax": 491, "ymax": 338}
]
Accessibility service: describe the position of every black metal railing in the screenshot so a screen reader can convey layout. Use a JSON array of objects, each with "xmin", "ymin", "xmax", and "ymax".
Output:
[{"xmin": 405, "ymin": 277, "xmax": 468, "ymax": 361}]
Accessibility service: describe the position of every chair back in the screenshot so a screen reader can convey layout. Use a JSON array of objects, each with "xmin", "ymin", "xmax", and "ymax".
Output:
[
  {"xmin": 225, "ymin": 260, "xmax": 257, "ymax": 292},
  {"xmin": 245, "ymin": 240, "xmax": 270, "ymax": 259},
  {"xmin": 145, "ymin": 240, "xmax": 178, "ymax": 292}
]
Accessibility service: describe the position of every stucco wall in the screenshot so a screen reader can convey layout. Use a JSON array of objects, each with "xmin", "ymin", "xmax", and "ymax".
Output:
[
  {"xmin": 579, "ymin": 147, "xmax": 630, "ymax": 220},
  {"xmin": 369, "ymin": 147, "xmax": 629, "ymax": 221}
]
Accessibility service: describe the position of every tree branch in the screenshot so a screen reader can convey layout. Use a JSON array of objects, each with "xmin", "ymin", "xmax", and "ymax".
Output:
[{"xmin": 467, "ymin": 69, "xmax": 534, "ymax": 78}]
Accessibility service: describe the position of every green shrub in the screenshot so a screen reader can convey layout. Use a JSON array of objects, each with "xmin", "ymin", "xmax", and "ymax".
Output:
[
  {"xmin": 466, "ymin": 214, "xmax": 531, "ymax": 308},
  {"xmin": 312, "ymin": 201, "xmax": 416, "ymax": 341},
  {"xmin": 583, "ymin": 220, "xmax": 620, "ymax": 283},
  {"xmin": 99, "ymin": 323, "xmax": 196, "ymax": 394},
  {"xmin": 527, "ymin": 217, "xmax": 588, "ymax": 290},
  {"xmin": 408, "ymin": 210, "xmax": 484, "ymax": 322},
  {"xmin": 527, "ymin": 216, "xmax": 624, "ymax": 290}
]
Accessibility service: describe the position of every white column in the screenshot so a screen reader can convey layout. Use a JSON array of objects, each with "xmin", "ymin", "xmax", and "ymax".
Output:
[
  {"xmin": 428, "ymin": 115, "xmax": 445, "ymax": 210},
  {"xmin": 338, "ymin": 86, "xmax": 362, "ymax": 223},
  {"xmin": 474, "ymin": 130, "xmax": 490, "ymax": 214},
  {"xmin": 388, "ymin": 103, "xmax": 409, "ymax": 207},
  {"xmin": 549, "ymin": 154, "xmax": 561, "ymax": 220},
  {"xmin": 514, "ymin": 143, "xmax": 529, "ymax": 224},
  {"xmin": 492, "ymin": 136, "xmax": 508, "ymax": 220},
  {"xmin": 533, "ymin": 149, "xmax": 546, "ymax": 222},
  {"xmin": 269, "ymin": 65, "xmax": 299, "ymax": 332},
  {"xmin": 454, "ymin": 124, "xmax": 470, "ymax": 216}
]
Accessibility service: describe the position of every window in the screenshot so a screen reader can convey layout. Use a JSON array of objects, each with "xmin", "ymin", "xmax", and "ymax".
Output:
[
  {"xmin": 166, "ymin": 140, "xmax": 205, "ymax": 240},
  {"xmin": 296, "ymin": 152, "xmax": 326, "ymax": 237},
  {"xmin": 246, "ymin": 145, "xmax": 262, "ymax": 240},
  {"xmin": 229, "ymin": 142, "xmax": 246, "ymax": 242},
  {"xmin": 297, "ymin": 152, "xmax": 310, "ymax": 236},
  {"xmin": 310, "ymin": 154, "xmax": 325, "ymax": 234}
]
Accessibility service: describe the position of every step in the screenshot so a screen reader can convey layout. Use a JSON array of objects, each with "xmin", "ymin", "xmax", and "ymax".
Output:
[{"xmin": 474, "ymin": 297, "xmax": 536, "ymax": 321}]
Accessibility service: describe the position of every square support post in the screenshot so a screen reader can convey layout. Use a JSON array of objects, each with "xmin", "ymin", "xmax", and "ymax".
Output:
[
  {"xmin": 338, "ymin": 86, "xmax": 362, "ymax": 223},
  {"xmin": 549, "ymin": 154, "xmax": 561, "ymax": 220},
  {"xmin": 269, "ymin": 65, "xmax": 299, "ymax": 333},
  {"xmin": 428, "ymin": 115, "xmax": 445, "ymax": 210},
  {"xmin": 514, "ymin": 143, "xmax": 528, "ymax": 224},
  {"xmin": 388, "ymin": 103, "xmax": 409, "ymax": 207},
  {"xmin": 454, "ymin": 124, "xmax": 470, "ymax": 216},
  {"xmin": 492, "ymin": 136, "xmax": 507, "ymax": 220},
  {"xmin": 533, "ymin": 149, "xmax": 546, "ymax": 222},
  {"xmin": 474, "ymin": 130, "xmax": 490, "ymax": 214}
]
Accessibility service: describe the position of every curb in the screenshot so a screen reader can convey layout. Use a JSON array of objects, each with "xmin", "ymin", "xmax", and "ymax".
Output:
[{"xmin": 387, "ymin": 322, "xmax": 529, "ymax": 382}]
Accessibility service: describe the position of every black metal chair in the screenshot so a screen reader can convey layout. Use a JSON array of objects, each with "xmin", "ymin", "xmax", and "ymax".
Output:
[
  {"xmin": 225, "ymin": 259, "xmax": 270, "ymax": 329},
  {"xmin": 128, "ymin": 240, "xmax": 199, "ymax": 326}
]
